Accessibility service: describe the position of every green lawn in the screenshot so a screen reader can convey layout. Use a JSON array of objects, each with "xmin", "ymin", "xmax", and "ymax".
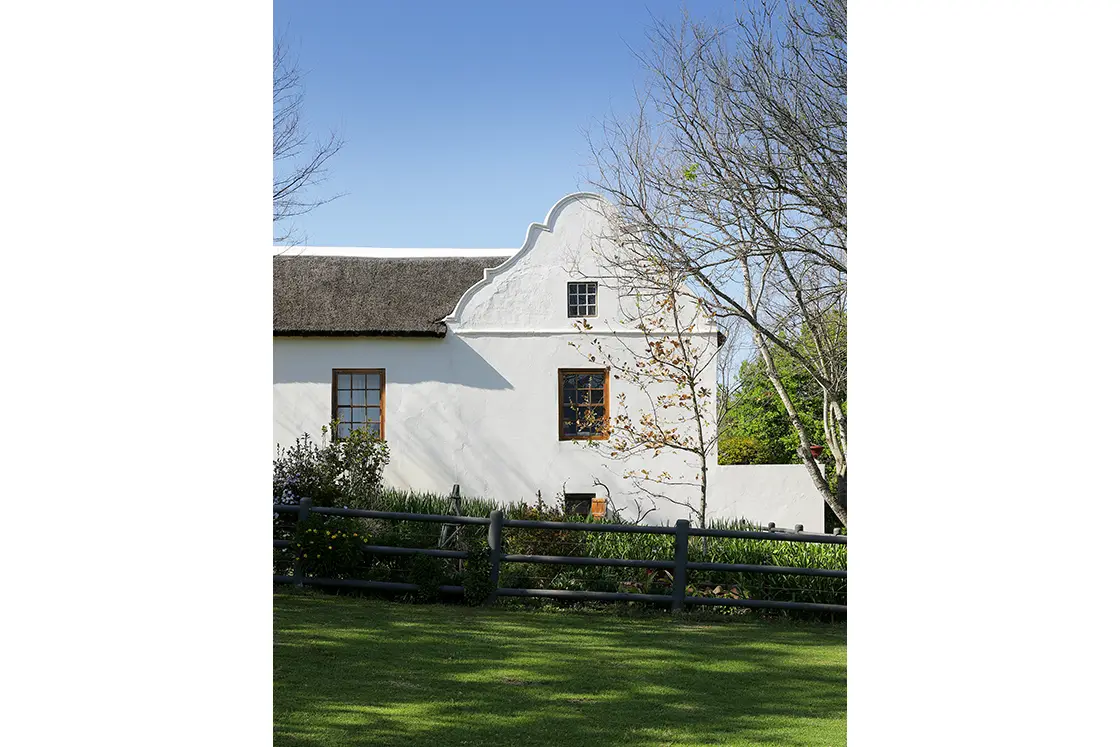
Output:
[{"xmin": 274, "ymin": 591, "xmax": 846, "ymax": 746}]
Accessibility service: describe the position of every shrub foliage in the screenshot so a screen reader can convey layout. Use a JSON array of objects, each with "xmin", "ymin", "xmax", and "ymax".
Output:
[
  {"xmin": 274, "ymin": 426, "xmax": 390, "ymax": 509},
  {"xmin": 272, "ymin": 452, "xmax": 846, "ymax": 616}
]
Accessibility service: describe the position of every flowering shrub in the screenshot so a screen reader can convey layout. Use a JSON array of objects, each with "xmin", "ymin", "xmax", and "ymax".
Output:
[
  {"xmin": 273, "ymin": 425, "xmax": 390, "ymax": 509},
  {"xmin": 292, "ymin": 514, "xmax": 374, "ymax": 579}
]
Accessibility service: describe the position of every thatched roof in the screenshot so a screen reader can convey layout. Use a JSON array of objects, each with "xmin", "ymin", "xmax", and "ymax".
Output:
[{"xmin": 273, "ymin": 255, "xmax": 507, "ymax": 336}]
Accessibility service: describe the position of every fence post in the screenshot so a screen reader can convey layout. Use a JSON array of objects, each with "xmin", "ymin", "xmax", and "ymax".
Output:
[
  {"xmin": 438, "ymin": 484, "xmax": 462, "ymax": 550},
  {"xmin": 293, "ymin": 497, "xmax": 313, "ymax": 587},
  {"xmin": 672, "ymin": 518, "xmax": 690, "ymax": 614},
  {"xmin": 487, "ymin": 509, "xmax": 504, "ymax": 604}
]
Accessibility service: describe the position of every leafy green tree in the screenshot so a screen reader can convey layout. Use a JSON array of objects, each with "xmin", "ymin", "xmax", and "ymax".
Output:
[
  {"xmin": 722, "ymin": 350, "xmax": 826, "ymax": 465},
  {"xmin": 720, "ymin": 315, "xmax": 845, "ymax": 527},
  {"xmin": 722, "ymin": 314, "xmax": 844, "ymax": 464}
]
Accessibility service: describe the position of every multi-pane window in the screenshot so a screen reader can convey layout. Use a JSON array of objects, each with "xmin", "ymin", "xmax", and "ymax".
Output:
[
  {"xmin": 558, "ymin": 368, "xmax": 609, "ymax": 440},
  {"xmin": 332, "ymin": 369, "xmax": 385, "ymax": 439},
  {"xmin": 567, "ymin": 281, "xmax": 598, "ymax": 317}
]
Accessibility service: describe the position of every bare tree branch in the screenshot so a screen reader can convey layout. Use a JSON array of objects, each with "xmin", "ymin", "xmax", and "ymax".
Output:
[
  {"xmin": 274, "ymin": 38, "xmax": 345, "ymax": 245},
  {"xmin": 571, "ymin": 283, "xmax": 724, "ymax": 530},
  {"xmin": 586, "ymin": 0, "xmax": 847, "ymax": 526}
]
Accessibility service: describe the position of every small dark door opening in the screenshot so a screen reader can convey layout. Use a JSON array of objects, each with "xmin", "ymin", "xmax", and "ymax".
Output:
[{"xmin": 564, "ymin": 493, "xmax": 595, "ymax": 517}]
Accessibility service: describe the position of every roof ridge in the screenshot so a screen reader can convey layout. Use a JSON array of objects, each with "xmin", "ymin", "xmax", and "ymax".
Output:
[{"xmin": 273, "ymin": 247, "xmax": 516, "ymax": 259}]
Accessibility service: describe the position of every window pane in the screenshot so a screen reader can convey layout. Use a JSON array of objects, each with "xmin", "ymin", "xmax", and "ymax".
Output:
[
  {"xmin": 337, "ymin": 390, "xmax": 350, "ymax": 405},
  {"xmin": 590, "ymin": 389, "xmax": 604, "ymax": 403},
  {"xmin": 351, "ymin": 407, "xmax": 365, "ymax": 424},
  {"xmin": 337, "ymin": 422, "xmax": 351, "ymax": 438},
  {"xmin": 369, "ymin": 412, "xmax": 382, "ymax": 427},
  {"xmin": 351, "ymin": 389, "xmax": 365, "ymax": 406},
  {"xmin": 337, "ymin": 407, "xmax": 350, "ymax": 422},
  {"xmin": 337, "ymin": 374, "xmax": 350, "ymax": 389},
  {"xmin": 368, "ymin": 374, "xmax": 381, "ymax": 391},
  {"xmin": 588, "ymin": 374, "xmax": 604, "ymax": 388},
  {"xmin": 587, "ymin": 304, "xmax": 596, "ymax": 316},
  {"xmin": 353, "ymin": 374, "xmax": 365, "ymax": 389}
]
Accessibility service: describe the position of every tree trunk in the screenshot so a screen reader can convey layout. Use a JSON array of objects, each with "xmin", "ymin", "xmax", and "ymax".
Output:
[
  {"xmin": 755, "ymin": 333, "xmax": 848, "ymax": 526},
  {"xmin": 700, "ymin": 453, "xmax": 709, "ymax": 556}
]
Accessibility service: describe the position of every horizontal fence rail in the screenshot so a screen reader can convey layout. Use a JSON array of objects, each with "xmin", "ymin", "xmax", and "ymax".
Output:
[
  {"xmin": 312, "ymin": 506, "xmax": 492, "ymax": 525},
  {"xmin": 273, "ymin": 497, "xmax": 846, "ymax": 614},
  {"xmin": 688, "ymin": 526, "xmax": 847, "ymax": 545},
  {"xmin": 503, "ymin": 553, "xmax": 676, "ymax": 570},
  {"xmin": 503, "ymin": 517, "xmax": 678, "ymax": 535}
]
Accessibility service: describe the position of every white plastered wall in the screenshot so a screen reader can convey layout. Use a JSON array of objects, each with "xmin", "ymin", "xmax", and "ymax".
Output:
[{"xmin": 273, "ymin": 194, "xmax": 823, "ymax": 529}]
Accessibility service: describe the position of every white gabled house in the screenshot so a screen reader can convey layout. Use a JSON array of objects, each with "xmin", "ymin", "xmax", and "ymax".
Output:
[{"xmin": 274, "ymin": 193, "xmax": 824, "ymax": 529}]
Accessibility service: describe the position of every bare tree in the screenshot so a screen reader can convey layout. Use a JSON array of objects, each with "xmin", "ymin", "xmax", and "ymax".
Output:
[
  {"xmin": 274, "ymin": 39, "xmax": 344, "ymax": 245},
  {"xmin": 586, "ymin": 0, "xmax": 847, "ymax": 525},
  {"xmin": 571, "ymin": 283, "xmax": 724, "ymax": 531}
]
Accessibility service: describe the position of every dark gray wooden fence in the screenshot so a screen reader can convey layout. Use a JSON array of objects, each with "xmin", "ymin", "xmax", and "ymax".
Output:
[{"xmin": 273, "ymin": 497, "xmax": 846, "ymax": 614}]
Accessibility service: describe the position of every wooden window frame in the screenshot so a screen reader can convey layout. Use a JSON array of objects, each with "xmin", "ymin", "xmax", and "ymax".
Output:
[
  {"xmin": 558, "ymin": 367, "xmax": 610, "ymax": 441},
  {"xmin": 331, "ymin": 368, "xmax": 386, "ymax": 441},
  {"xmin": 567, "ymin": 281, "xmax": 598, "ymax": 318}
]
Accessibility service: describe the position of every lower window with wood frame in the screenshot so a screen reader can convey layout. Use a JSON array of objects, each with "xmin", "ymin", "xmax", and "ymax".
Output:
[
  {"xmin": 558, "ymin": 368, "xmax": 609, "ymax": 440},
  {"xmin": 332, "ymin": 368, "xmax": 385, "ymax": 439}
]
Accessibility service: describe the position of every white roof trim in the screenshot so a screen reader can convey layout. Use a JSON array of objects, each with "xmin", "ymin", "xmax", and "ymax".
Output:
[{"xmin": 273, "ymin": 246, "xmax": 516, "ymax": 258}]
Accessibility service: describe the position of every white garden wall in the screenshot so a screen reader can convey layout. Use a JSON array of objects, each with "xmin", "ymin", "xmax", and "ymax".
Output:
[{"xmin": 708, "ymin": 464, "xmax": 824, "ymax": 532}]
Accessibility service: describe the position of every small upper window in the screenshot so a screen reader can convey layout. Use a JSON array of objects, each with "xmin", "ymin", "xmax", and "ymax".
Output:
[
  {"xmin": 567, "ymin": 281, "xmax": 598, "ymax": 318},
  {"xmin": 332, "ymin": 368, "xmax": 385, "ymax": 440}
]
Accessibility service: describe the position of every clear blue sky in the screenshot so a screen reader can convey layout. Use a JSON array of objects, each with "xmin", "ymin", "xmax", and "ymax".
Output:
[{"xmin": 274, "ymin": 0, "xmax": 738, "ymax": 247}]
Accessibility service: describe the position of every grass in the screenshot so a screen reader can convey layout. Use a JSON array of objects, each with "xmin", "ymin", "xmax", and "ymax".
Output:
[{"xmin": 274, "ymin": 591, "xmax": 847, "ymax": 746}]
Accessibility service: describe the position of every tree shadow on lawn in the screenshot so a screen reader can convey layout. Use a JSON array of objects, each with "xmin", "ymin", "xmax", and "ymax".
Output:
[{"xmin": 274, "ymin": 592, "xmax": 846, "ymax": 747}]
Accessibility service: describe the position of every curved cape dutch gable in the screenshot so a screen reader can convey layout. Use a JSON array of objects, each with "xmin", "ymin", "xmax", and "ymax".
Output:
[{"xmin": 444, "ymin": 192, "xmax": 621, "ymax": 332}]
